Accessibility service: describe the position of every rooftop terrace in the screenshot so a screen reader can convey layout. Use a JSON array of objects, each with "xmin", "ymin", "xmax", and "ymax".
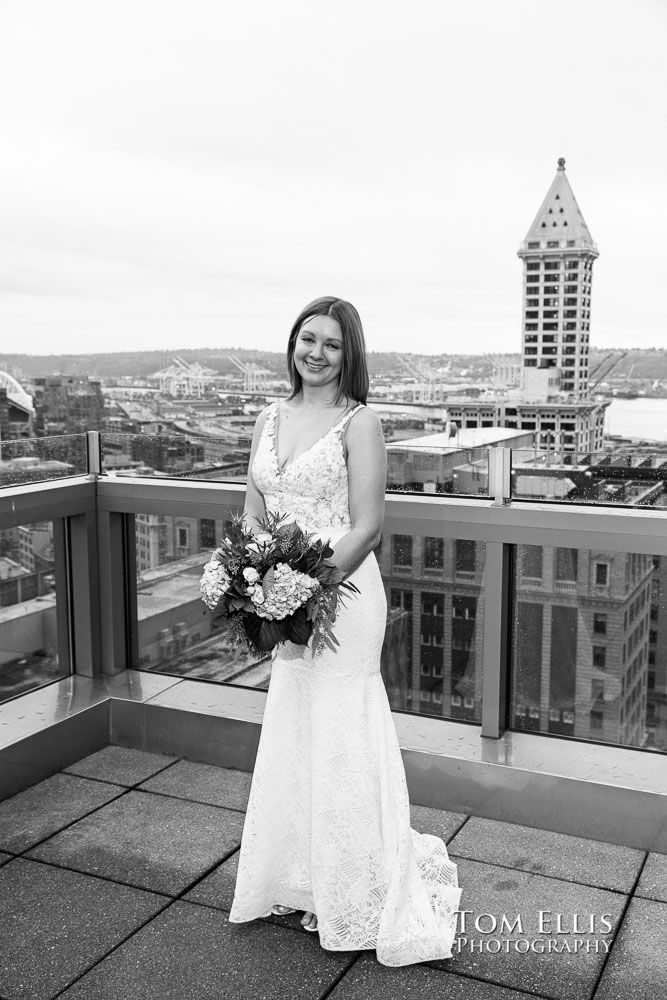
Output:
[
  {"xmin": 1, "ymin": 742, "xmax": 665, "ymax": 1000},
  {"xmin": 1, "ymin": 435, "xmax": 667, "ymax": 999}
]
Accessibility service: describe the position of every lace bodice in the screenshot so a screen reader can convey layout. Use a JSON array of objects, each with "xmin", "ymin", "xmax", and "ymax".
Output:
[{"xmin": 252, "ymin": 401, "xmax": 364, "ymax": 534}]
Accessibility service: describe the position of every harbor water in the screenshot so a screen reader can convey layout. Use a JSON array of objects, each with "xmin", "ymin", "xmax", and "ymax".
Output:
[{"xmin": 604, "ymin": 397, "xmax": 667, "ymax": 443}]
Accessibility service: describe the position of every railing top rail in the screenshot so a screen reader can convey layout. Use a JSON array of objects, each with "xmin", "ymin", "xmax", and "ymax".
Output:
[
  {"xmin": 0, "ymin": 476, "xmax": 95, "ymax": 527},
  {"xmin": 3, "ymin": 474, "xmax": 667, "ymax": 554}
]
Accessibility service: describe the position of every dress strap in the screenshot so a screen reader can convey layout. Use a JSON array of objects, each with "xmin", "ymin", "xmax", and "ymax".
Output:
[{"xmin": 334, "ymin": 402, "xmax": 365, "ymax": 434}]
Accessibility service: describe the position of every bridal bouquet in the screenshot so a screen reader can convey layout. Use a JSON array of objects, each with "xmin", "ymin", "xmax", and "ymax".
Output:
[{"xmin": 199, "ymin": 511, "xmax": 358, "ymax": 655}]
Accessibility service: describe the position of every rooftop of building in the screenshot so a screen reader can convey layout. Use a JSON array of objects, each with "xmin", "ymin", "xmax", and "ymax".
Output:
[
  {"xmin": 386, "ymin": 427, "xmax": 532, "ymax": 451},
  {"xmin": 0, "ymin": 741, "xmax": 664, "ymax": 1000}
]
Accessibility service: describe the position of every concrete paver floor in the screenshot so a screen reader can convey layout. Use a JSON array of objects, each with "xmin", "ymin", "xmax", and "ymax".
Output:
[{"xmin": 0, "ymin": 746, "xmax": 664, "ymax": 1000}]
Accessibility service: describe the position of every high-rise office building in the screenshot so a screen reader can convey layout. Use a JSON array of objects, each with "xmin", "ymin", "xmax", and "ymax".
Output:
[
  {"xmin": 445, "ymin": 159, "xmax": 608, "ymax": 456},
  {"xmin": 518, "ymin": 156, "xmax": 597, "ymax": 398}
]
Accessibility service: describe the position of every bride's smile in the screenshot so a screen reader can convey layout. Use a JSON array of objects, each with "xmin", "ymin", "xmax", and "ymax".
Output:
[{"xmin": 293, "ymin": 315, "xmax": 343, "ymax": 388}]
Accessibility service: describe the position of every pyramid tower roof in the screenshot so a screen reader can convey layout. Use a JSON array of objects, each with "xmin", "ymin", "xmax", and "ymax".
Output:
[{"xmin": 519, "ymin": 158, "xmax": 598, "ymax": 255}]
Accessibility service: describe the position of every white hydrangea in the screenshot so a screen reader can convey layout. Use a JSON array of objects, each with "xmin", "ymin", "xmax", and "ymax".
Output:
[
  {"xmin": 252, "ymin": 562, "xmax": 320, "ymax": 620},
  {"xmin": 199, "ymin": 556, "xmax": 231, "ymax": 610}
]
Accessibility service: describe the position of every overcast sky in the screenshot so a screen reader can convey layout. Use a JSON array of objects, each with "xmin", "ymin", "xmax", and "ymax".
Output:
[{"xmin": 1, "ymin": 0, "xmax": 665, "ymax": 358}]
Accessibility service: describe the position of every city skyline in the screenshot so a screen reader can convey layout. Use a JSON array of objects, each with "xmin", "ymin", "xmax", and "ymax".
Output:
[{"xmin": 1, "ymin": 0, "xmax": 666, "ymax": 357}]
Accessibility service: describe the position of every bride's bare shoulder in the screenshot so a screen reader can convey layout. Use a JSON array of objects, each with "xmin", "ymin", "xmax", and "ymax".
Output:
[
  {"xmin": 348, "ymin": 405, "xmax": 383, "ymax": 433},
  {"xmin": 346, "ymin": 406, "xmax": 385, "ymax": 448}
]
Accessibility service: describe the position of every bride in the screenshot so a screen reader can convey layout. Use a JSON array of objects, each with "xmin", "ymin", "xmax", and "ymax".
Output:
[{"xmin": 228, "ymin": 296, "xmax": 461, "ymax": 966}]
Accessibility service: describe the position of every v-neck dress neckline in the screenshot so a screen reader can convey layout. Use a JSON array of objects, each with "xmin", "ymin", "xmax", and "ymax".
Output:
[{"xmin": 272, "ymin": 402, "xmax": 357, "ymax": 473}]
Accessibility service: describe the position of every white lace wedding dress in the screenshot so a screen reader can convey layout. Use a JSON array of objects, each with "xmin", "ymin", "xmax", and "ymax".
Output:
[{"xmin": 228, "ymin": 402, "xmax": 461, "ymax": 966}]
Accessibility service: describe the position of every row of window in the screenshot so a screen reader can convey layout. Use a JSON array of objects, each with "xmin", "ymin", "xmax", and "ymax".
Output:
[
  {"xmin": 525, "ymin": 323, "xmax": 590, "ymax": 332},
  {"xmin": 527, "ymin": 239, "xmax": 577, "ymax": 249},
  {"xmin": 526, "ymin": 275, "xmax": 585, "ymax": 285},
  {"xmin": 393, "ymin": 536, "xmax": 477, "ymax": 573},
  {"xmin": 520, "ymin": 546, "xmax": 609, "ymax": 585}
]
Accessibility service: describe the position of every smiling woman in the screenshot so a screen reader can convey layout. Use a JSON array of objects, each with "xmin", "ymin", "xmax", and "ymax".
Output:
[{"xmin": 228, "ymin": 295, "xmax": 462, "ymax": 965}]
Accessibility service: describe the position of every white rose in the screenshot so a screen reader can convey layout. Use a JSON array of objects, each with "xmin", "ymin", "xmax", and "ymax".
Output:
[
  {"xmin": 243, "ymin": 567, "xmax": 259, "ymax": 584},
  {"xmin": 251, "ymin": 585, "xmax": 265, "ymax": 605}
]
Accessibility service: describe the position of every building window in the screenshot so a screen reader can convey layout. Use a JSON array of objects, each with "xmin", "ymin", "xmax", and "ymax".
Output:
[
  {"xmin": 199, "ymin": 519, "xmax": 217, "ymax": 549},
  {"xmin": 423, "ymin": 537, "xmax": 444, "ymax": 571},
  {"xmin": 593, "ymin": 646, "xmax": 606, "ymax": 669},
  {"xmin": 521, "ymin": 545, "xmax": 543, "ymax": 579},
  {"xmin": 544, "ymin": 262, "xmax": 560, "ymax": 270},
  {"xmin": 544, "ymin": 285, "xmax": 559, "ymax": 294},
  {"xmin": 392, "ymin": 535, "xmax": 413, "ymax": 569},
  {"xmin": 421, "ymin": 592, "xmax": 444, "ymax": 617},
  {"xmin": 526, "ymin": 275, "xmax": 540, "ymax": 284},
  {"xmin": 526, "ymin": 262, "xmax": 541, "ymax": 271},
  {"xmin": 525, "ymin": 324, "xmax": 538, "ymax": 331},
  {"xmin": 543, "ymin": 323, "xmax": 559, "ymax": 331},
  {"xmin": 595, "ymin": 563, "xmax": 609, "ymax": 587},
  {"xmin": 590, "ymin": 710, "xmax": 603, "ymax": 730},
  {"xmin": 177, "ymin": 527, "xmax": 188, "ymax": 548},
  {"xmin": 453, "ymin": 595, "xmax": 477, "ymax": 620},
  {"xmin": 555, "ymin": 548, "xmax": 578, "ymax": 582},
  {"xmin": 525, "ymin": 311, "xmax": 539, "ymax": 319},
  {"xmin": 593, "ymin": 613, "xmax": 607, "ymax": 635},
  {"xmin": 455, "ymin": 539, "xmax": 476, "ymax": 574}
]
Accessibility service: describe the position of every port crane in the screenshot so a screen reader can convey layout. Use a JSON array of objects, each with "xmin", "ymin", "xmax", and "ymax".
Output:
[
  {"xmin": 153, "ymin": 357, "xmax": 217, "ymax": 397},
  {"xmin": 395, "ymin": 355, "xmax": 444, "ymax": 405},
  {"xmin": 228, "ymin": 356, "xmax": 273, "ymax": 394}
]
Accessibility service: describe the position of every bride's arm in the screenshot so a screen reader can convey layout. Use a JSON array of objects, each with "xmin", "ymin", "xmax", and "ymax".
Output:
[
  {"xmin": 331, "ymin": 407, "xmax": 386, "ymax": 577},
  {"xmin": 242, "ymin": 408, "xmax": 269, "ymax": 532}
]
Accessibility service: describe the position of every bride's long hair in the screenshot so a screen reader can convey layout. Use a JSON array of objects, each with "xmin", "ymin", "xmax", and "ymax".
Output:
[{"xmin": 286, "ymin": 296, "xmax": 369, "ymax": 405}]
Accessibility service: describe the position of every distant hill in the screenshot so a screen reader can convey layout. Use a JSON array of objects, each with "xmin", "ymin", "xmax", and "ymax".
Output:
[{"xmin": 1, "ymin": 346, "xmax": 666, "ymax": 383}]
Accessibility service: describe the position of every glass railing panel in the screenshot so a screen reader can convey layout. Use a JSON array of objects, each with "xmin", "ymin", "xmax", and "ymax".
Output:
[
  {"xmin": 0, "ymin": 519, "xmax": 65, "ymax": 703},
  {"xmin": 378, "ymin": 533, "xmax": 485, "ymax": 721},
  {"xmin": 511, "ymin": 449, "xmax": 667, "ymax": 506},
  {"xmin": 102, "ymin": 432, "xmax": 493, "ymax": 494},
  {"xmin": 101, "ymin": 432, "xmax": 250, "ymax": 482},
  {"xmin": 131, "ymin": 507, "xmax": 485, "ymax": 721},
  {"xmin": 133, "ymin": 507, "xmax": 269, "ymax": 683},
  {"xmin": 0, "ymin": 435, "xmax": 87, "ymax": 488},
  {"xmin": 386, "ymin": 443, "xmax": 490, "ymax": 497},
  {"xmin": 511, "ymin": 544, "xmax": 666, "ymax": 751}
]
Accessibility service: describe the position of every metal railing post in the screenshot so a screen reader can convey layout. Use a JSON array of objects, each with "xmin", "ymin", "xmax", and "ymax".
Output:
[
  {"xmin": 489, "ymin": 447, "xmax": 512, "ymax": 505},
  {"xmin": 480, "ymin": 540, "xmax": 512, "ymax": 738},
  {"xmin": 86, "ymin": 431, "xmax": 101, "ymax": 476}
]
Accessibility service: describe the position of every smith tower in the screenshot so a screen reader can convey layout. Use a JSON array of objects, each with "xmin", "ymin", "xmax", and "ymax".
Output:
[{"xmin": 518, "ymin": 157, "xmax": 598, "ymax": 399}]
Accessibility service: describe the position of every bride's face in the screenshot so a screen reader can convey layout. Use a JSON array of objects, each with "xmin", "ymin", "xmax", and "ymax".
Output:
[{"xmin": 294, "ymin": 315, "xmax": 343, "ymax": 389}]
